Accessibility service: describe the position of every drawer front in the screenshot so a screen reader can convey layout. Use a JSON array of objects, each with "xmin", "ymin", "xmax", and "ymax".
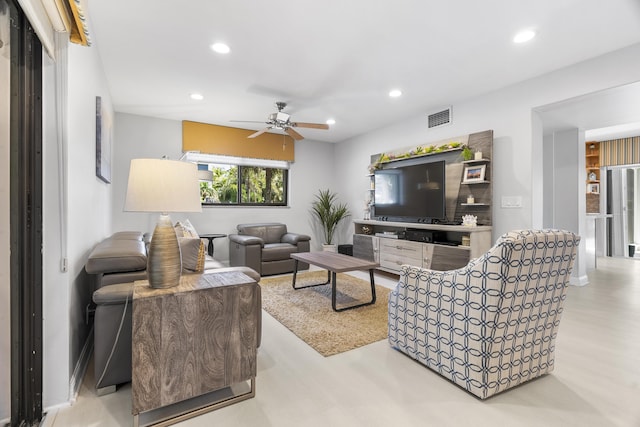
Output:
[
  {"xmin": 379, "ymin": 239, "xmax": 423, "ymax": 271},
  {"xmin": 379, "ymin": 239, "xmax": 422, "ymax": 255}
]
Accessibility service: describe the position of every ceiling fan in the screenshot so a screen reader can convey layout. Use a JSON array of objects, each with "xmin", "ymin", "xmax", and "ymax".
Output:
[{"xmin": 231, "ymin": 101, "xmax": 329, "ymax": 141}]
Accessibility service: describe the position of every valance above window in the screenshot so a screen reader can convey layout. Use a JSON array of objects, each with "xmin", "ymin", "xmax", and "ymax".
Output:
[
  {"xmin": 600, "ymin": 136, "xmax": 640, "ymax": 167},
  {"xmin": 182, "ymin": 120, "xmax": 295, "ymax": 162}
]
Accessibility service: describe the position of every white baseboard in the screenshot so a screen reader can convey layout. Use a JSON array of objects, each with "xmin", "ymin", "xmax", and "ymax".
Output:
[
  {"xmin": 68, "ymin": 327, "xmax": 94, "ymax": 404},
  {"xmin": 570, "ymin": 274, "xmax": 589, "ymax": 286},
  {"xmin": 2, "ymin": 330, "xmax": 94, "ymax": 427}
]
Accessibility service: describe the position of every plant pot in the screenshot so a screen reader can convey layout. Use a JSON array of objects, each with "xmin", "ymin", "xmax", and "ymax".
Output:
[{"xmin": 322, "ymin": 244, "xmax": 337, "ymax": 252}]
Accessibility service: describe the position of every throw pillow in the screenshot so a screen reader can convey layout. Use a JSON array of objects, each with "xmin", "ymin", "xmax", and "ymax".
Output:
[
  {"xmin": 178, "ymin": 237, "xmax": 205, "ymax": 273},
  {"xmin": 175, "ymin": 219, "xmax": 199, "ymax": 239}
]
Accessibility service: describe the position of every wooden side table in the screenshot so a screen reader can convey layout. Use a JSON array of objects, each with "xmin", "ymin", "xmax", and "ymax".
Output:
[{"xmin": 132, "ymin": 271, "xmax": 258, "ymax": 426}]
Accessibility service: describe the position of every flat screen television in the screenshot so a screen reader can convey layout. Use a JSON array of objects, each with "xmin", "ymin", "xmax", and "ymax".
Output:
[{"xmin": 373, "ymin": 160, "xmax": 445, "ymax": 222}]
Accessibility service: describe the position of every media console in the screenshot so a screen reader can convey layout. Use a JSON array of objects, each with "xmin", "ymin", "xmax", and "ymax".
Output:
[{"xmin": 353, "ymin": 219, "xmax": 492, "ymax": 274}]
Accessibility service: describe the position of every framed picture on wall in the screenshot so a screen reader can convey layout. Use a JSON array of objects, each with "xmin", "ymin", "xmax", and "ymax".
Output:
[
  {"xmin": 96, "ymin": 96, "xmax": 112, "ymax": 183},
  {"xmin": 462, "ymin": 164, "xmax": 486, "ymax": 183}
]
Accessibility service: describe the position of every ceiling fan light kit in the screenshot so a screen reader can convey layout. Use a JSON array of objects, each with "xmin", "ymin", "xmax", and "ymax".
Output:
[{"xmin": 231, "ymin": 101, "xmax": 329, "ymax": 141}]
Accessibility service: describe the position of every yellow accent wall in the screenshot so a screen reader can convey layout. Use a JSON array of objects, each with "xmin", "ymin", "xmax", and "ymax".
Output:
[{"xmin": 182, "ymin": 120, "xmax": 295, "ymax": 161}]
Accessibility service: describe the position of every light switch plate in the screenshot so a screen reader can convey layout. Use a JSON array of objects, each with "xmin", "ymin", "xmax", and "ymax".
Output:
[{"xmin": 501, "ymin": 196, "xmax": 522, "ymax": 208}]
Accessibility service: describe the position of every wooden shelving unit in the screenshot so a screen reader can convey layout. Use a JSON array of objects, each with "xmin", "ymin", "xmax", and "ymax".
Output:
[{"xmin": 586, "ymin": 141, "xmax": 600, "ymax": 213}]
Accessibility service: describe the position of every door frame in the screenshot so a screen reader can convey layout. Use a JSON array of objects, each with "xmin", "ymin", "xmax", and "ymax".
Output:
[{"xmin": 9, "ymin": 0, "xmax": 44, "ymax": 424}]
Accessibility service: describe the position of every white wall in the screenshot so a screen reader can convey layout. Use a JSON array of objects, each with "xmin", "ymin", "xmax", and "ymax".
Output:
[
  {"xmin": 111, "ymin": 113, "xmax": 336, "ymax": 259},
  {"xmin": 0, "ymin": 4, "xmax": 11, "ymax": 419},
  {"xmin": 41, "ymin": 35, "xmax": 114, "ymax": 410},
  {"xmin": 335, "ymin": 43, "xmax": 640, "ymax": 245},
  {"xmin": 549, "ymin": 128, "xmax": 588, "ymax": 284}
]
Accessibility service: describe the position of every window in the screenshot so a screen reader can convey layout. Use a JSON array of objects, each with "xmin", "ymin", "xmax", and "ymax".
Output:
[{"xmin": 199, "ymin": 163, "xmax": 288, "ymax": 206}]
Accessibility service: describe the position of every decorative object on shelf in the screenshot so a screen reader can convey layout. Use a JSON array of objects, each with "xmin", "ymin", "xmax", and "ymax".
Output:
[
  {"xmin": 124, "ymin": 158, "xmax": 202, "ymax": 288},
  {"xmin": 361, "ymin": 225, "xmax": 372, "ymax": 235},
  {"xmin": 462, "ymin": 145, "xmax": 474, "ymax": 161},
  {"xmin": 311, "ymin": 189, "xmax": 351, "ymax": 249},
  {"xmin": 461, "ymin": 235, "xmax": 471, "ymax": 246},
  {"xmin": 474, "ymin": 151, "xmax": 483, "ymax": 160},
  {"xmin": 462, "ymin": 215, "xmax": 478, "ymax": 227},
  {"xmin": 467, "ymin": 194, "xmax": 475, "ymax": 204},
  {"xmin": 370, "ymin": 142, "xmax": 466, "ymax": 171},
  {"xmin": 462, "ymin": 164, "xmax": 486, "ymax": 183},
  {"xmin": 588, "ymin": 171, "xmax": 597, "ymax": 181},
  {"xmin": 587, "ymin": 183, "xmax": 600, "ymax": 194}
]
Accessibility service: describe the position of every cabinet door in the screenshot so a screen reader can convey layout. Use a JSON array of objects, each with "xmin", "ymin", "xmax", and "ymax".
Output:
[
  {"xmin": 430, "ymin": 245, "xmax": 469, "ymax": 270},
  {"xmin": 353, "ymin": 234, "xmax": 378, "ymax": 262}
]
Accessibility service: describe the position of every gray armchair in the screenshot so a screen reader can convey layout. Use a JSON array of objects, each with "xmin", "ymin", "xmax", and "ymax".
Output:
[{"xmin": 229, "ymin": 223, "xmax": 311, "ymax": 276}]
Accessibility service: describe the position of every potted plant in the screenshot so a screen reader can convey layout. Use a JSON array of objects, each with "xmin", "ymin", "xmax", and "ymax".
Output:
[
  {"xmin": 462, "ymin": 145, "xmax": 474, "ymax": 161},
  {"xmin": 311, "ymin": 189, "xmax": 351, "ymax": 251}
]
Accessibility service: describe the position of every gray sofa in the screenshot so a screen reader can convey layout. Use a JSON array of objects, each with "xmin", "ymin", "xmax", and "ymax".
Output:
[
  {"xmin": 229, "ymin": 223, "xmax": 311, "ymax": 276},
  {"xmin": 86, "ymin": 231, "xmax": 261, "ymax": 394}
]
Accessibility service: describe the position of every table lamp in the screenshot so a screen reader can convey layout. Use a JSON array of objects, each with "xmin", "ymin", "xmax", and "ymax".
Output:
[{"xmin": 124, "ymin": 158, "xmax": 202, "ymax": 288}]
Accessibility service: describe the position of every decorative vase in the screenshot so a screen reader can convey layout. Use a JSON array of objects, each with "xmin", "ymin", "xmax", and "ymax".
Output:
[{"xmin": 322, "ymin": 244, "xmax": 337, "ymax": 252}]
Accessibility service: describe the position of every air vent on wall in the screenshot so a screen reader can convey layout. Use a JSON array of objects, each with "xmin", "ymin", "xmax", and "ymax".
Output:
[{"xmin": 427, "ymin": 107, "xmax": 452, "ymax": 128}]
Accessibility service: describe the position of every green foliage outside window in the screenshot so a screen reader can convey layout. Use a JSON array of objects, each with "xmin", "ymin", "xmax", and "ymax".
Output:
[{"xmin": 199, "ymin": 163, "xmax": 287, "ymax": 206}]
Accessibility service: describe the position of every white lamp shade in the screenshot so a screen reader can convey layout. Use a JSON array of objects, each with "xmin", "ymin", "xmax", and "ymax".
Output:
[{"xmin": 124, "ymin": 158, "xmax": 202, "ymax": 213}]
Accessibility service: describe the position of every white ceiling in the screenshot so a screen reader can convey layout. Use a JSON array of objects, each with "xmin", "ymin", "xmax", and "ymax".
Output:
[{"xmin": 88, "ymin": 0, "xmax": 640, "ymax": 143}]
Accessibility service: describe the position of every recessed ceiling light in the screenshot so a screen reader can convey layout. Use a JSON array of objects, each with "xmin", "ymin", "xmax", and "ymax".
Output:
[
  {"xmin": 389, "ymin": 89, "xmax": 402, "ymax": 98},
  {"xmin": 513, "ymin": 29, "xmax": 536, "ymax": 44},
  {"xmin": 190, "ymin": 93, "xmax": 204, "ymax": 101},
  {"xmin": 326, "ymin": 118, "xmax": 336, "ymax": 125},
  {"xmin": 210, "ymin": 42, "xmax": 231, "ymax": 54}
]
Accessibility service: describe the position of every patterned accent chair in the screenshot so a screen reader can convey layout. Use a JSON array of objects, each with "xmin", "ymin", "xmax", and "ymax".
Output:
[{"xmin": 388, "ymin": 229, "xmax": 580, "ymax": 399}]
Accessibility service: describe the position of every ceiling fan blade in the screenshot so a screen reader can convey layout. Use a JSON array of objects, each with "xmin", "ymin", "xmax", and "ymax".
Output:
[
  {"xmin": 248, "ymin": 127, "xmax": 272, "ymax": 138},
  {"xmin": 285, "ymin": 127, "xmax": 305, "ymax": 140},
  {"xmin": 230, "ymin": 120, "xmax": 267, "ymax": 124},
  {"xmin": 291, "ymin": 122, "xmax": 330, "ymax": 130}
]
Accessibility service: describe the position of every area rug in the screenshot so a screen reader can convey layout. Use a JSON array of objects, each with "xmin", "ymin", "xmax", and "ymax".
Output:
[{"xmin": 260, "ymin": 271, "xmax": 391, "ymax": 357}]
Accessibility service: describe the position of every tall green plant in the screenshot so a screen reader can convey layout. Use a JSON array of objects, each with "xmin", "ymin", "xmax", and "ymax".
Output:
[{"xmin": 311, "ymin": 189, "xmax": 351, "ymax": 245}]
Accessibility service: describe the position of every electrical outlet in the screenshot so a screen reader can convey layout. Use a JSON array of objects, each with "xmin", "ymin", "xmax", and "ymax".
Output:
[{"xmin": 501, "ymin": 196, "xmax": 522, "ymax": 208}]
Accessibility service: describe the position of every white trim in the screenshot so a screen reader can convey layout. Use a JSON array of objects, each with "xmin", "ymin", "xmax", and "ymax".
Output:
[
  {"xmin": 183, "ymin": 151, "xmax": 290, "ymax": 169},
  {"xmin": 17, "ymin": 0, "xmax": 56, "ymax": 59},
  {"xmin": 68, "ymin": 328, "xmax": 93, "ymax": 403},
  {"xmin": 570, "ymin": 274, "xmax": 589, "ymax": 286}
]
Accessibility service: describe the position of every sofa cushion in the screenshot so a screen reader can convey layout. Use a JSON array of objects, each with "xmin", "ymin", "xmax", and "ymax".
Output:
[
  {"xmin": 93, "ymin": 282, "xmax": 134, "ymax": 306},
  {"xmin": 86, "ymin": 238, "xmax": 147, "ymax": 274},
  {"xmin": 110, "ymin": 231, "xmax": 144, "ymax": 241},
  {"xmin": 261, "ymin": 242, "xmax": 297, "ymax": 262},
  {"xmin": 204, "ymin": 256, "xmax": 225, "ymax": 270}
]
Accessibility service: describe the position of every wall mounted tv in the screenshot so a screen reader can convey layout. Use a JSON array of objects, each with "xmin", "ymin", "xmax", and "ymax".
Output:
[{"xmin": 373, "ymin": 160, "xmax": 446, "ymax": 222}]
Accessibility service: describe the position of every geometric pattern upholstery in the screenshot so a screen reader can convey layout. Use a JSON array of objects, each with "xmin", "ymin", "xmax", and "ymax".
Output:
[{"xmin": 388, "ymin": 229, "xmax": 580, "ymax": 399}]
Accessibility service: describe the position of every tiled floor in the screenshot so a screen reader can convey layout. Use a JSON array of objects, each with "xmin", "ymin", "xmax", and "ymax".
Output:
[{"xmin": 43, "ymin": 258, "xmax": 640, "ymax": 426}]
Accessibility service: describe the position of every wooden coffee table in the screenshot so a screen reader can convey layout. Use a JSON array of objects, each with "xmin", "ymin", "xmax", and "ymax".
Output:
[{"xmin": 290, "ymin": 252, "xmax": 379, "ymax": 312}]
